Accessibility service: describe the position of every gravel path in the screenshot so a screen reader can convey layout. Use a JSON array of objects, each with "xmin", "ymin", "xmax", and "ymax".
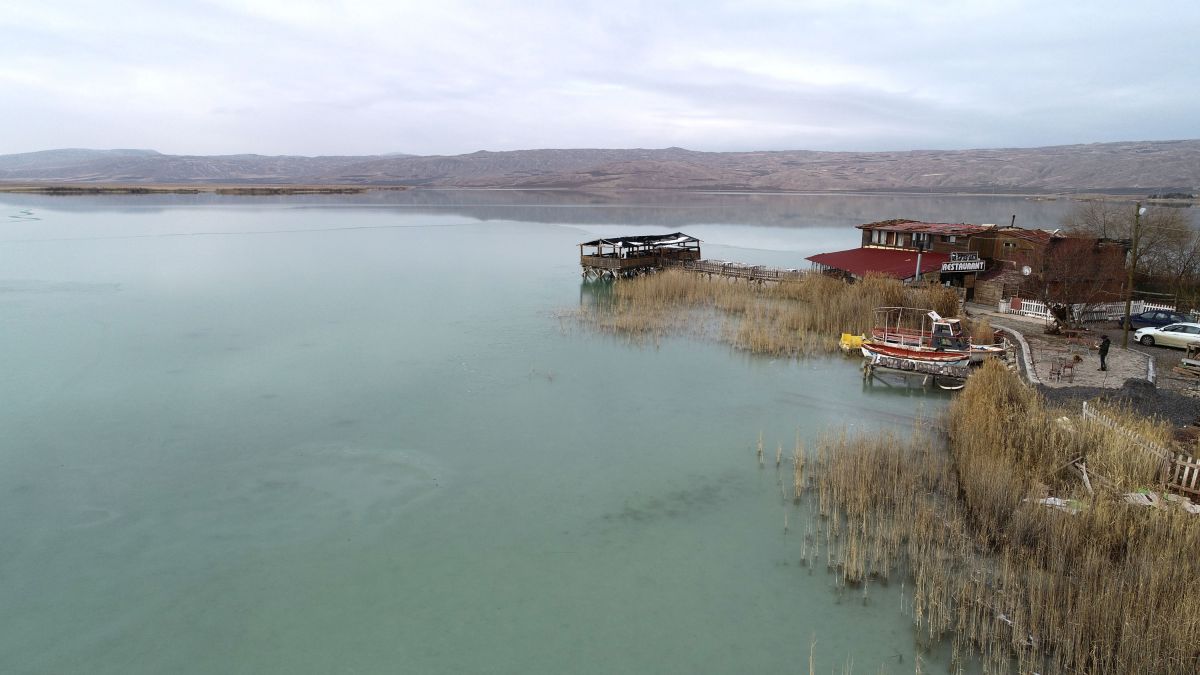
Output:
[{"xmin": 963, "ymin": 303, "xmax": 1200, "ymax": 427}]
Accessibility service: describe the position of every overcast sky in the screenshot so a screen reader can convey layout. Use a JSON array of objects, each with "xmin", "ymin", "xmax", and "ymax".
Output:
[{"xmin": 2, "ymin": 1, "xmax": 1197, "ymax": 157}]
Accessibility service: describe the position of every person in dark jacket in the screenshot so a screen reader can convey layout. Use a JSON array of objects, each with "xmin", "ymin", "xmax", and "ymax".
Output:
[{"xmin": 1097, "ymin": 334, "xmax": 1111, "ymax": 371}]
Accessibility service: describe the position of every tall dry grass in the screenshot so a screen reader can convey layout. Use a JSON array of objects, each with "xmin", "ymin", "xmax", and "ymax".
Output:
[
  {"xmin": 968, "ymin": 317, "xmax": 996, "ymax": 344},
  {"xmin": 581, "ymin": 270, "xmax": 960, "ymax": 355},
  {"xmin": 780, "ymin": 360, "xmax": 1200, "ymax": 674}
]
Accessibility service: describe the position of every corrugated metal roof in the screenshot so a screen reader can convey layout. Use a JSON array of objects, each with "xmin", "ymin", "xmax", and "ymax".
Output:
[
  {"xmin": 579, "ymin": 232, "xmax": 700, "ymax": 247},
  {"xmin": 806, "ymin": 247, "xmax": 951, "ymax": 280},
  {"xmin": 856, "ymin": 220, "xmax": 990, "ymax": 236},
  {"xmin": 991, "ymin": 227, "xmax": 1055, "ymax": 244}
]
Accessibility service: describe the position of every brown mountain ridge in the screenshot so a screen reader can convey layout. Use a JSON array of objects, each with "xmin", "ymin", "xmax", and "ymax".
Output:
[{"xmin": 1, "ymin": 141, "xmax": 1197, "ymax": 193}]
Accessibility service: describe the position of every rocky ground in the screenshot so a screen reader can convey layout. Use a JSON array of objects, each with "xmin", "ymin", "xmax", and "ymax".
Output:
[{"xmin": 964, "ymin": 304, "xmax": 1200, "ymax": 428}]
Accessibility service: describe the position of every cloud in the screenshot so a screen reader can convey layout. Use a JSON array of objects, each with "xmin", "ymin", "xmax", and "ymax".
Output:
[{"xmin": 0, "ymin": 0, "xmax": 1196, "ymax": 155}]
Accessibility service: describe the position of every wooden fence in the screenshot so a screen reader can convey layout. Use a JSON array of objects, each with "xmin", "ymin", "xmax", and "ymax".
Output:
[
  {"xmin": 1001, "ymin": 298, "xmax": 1181, "ymax": 323},
  {"xmin": 1165, "ymin": 453, "xmax": 1200, "ymax": 498},
  {"xmin": 1081, "ymin": 401, "xmax": 1174, "ymax": 463},
  {"xmin": 1082, "ymin": 401, "xmax": 1200, "ymax": 498}
]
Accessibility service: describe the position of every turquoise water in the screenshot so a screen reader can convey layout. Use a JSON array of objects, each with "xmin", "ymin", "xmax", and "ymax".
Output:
[{"xmin": 0, "ymin": 191, "xmax": 1068, "ymax": 673}]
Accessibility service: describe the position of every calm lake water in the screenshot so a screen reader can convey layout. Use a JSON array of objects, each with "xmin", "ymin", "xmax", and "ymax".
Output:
[{"xmin": 0, "ymin": 190, "xmax": 1115, "ymax": 673}]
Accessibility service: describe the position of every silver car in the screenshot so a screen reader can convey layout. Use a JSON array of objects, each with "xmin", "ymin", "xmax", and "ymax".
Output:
[{"xmin": 1133, "ymin": 322, "xmax": 1200, "ymax": 348}]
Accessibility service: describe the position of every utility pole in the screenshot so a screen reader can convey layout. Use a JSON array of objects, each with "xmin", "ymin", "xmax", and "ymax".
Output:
[
  {"xmin": 912, "ymin": 239, "xmax": 926, "ymax": 284},
  {"xmin": 1121, "ymin": 202, "xmax": 1145, "ymax": 348}
]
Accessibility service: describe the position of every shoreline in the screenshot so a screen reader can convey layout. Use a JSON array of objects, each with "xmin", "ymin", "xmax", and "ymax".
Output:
[
  {"xmin": 0, "ymin": 182, "xmax": 1191, "ymax": 202},
  {"xmin": 0, "ymin": 183, "xmax": 410, "ymax": 195}
]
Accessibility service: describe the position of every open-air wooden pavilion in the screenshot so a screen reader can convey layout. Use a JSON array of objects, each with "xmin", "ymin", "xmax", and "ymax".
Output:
[{"xmin": 579, "ymin": 232, "xmax": 701, "ymax": 279}]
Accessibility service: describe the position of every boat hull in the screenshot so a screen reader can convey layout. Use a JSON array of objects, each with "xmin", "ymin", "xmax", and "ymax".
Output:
[
  {"xmin": 969, "ymin": 344, "xmax": 1006, "ymax": 362},
  {"xmin": 861, "ymin": 342, "xmax": 971, "ymax": 366}
]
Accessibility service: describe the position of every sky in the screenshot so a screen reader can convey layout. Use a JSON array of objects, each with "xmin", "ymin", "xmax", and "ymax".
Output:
[{"xmin": 2, "ymin": 0, "xmax": 1198, "ymax": 157}]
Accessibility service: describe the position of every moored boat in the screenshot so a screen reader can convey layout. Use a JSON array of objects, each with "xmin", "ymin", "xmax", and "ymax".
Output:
[
  {"xmin": 869, "ymin": 306, "xmax": 1002, "ymax": 363},
  {"xmin": 860, "ymin": 341, "xmax": 972, "ymax": 366}
]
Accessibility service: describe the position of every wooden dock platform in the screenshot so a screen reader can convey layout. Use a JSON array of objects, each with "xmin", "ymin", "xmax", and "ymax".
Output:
[
  {"xmin": 668, "ymin": 259, "xmax": 807, "ymax": 282},
  {"xmin": 580, "ymin": 232, "xmax": 702, "ymax": 279},
  {"xmin": 578, "ymin": 232, "xmax": 810, "ymax": 283},
  {"xmin": 862, "ymin": 352, "xmax": 972, "ymax": 389}
]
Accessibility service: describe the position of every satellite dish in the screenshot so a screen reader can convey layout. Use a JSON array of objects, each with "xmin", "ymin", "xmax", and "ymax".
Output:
[
  {"xmin": 1021, "ymin": 265, "xmax": 1032, "ymax": 276},
  {"xmin": 1138, "ymin": 207, "xmax": 1147, "ymax": 216}
]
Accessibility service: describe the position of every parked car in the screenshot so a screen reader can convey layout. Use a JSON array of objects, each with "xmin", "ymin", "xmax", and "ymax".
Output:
[
  {"xmin": 1124, "ymin": 310, "xmax": 1189, "ymax": 328},
  {"xmin": 1132, "ymin": 322, "xmax": 1200, "ymax": 348}
]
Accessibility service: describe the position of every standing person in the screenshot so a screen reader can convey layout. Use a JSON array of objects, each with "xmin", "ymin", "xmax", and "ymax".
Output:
[{"xmin": 1097, "ymin": 334, "xmax": 1111, "ymax": 371}]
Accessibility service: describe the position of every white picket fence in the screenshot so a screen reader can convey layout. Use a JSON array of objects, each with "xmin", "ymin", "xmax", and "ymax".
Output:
[
  {"xmin": 1000, "ymin": 298, "xmax": 1178, "ymax": 323},
  {"xmin": 998, "ymin": 298, "xmax": 1054, "ymax": 320}
]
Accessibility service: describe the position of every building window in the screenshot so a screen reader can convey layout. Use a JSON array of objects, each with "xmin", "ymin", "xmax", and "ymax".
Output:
[
  {"xmin": 871, "ymin": 230, "xmax": 884, "ymax": 245},
  {"xmin": 947, "ymin": 235, "xmax": 956, "ymax": 244}
]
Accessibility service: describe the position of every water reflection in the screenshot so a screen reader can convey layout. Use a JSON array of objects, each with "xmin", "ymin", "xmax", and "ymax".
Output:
[
  {"xmin": 860, "ymin": 371, "xmax": 956, "ymax": 400},
  {"xmin": 579, "ymin": 278, "xmax": 616, "ymax": 310},
  {"xmin": 3, "ymin": 188, "xmax": 1169, "ymax": 232}
]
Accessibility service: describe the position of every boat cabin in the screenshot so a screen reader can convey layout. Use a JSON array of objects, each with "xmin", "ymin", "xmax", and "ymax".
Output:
[
  {"xmin": 872, "ymin": 307, "xmax": 970, "ymax": 352},
  {"xmin": 930, "ymin": 317, "xmax": 970, "ymax": 351}
]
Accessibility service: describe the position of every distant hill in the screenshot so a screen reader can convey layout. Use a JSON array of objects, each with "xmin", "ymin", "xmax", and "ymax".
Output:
[{"xmin": 2, "ymin": 141, "xmax": 1198, "ymax": 193}]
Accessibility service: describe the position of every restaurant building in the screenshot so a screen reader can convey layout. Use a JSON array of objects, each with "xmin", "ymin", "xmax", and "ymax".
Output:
[{"xmin": 806, "ymin": 219, "xmax": 1129, "ymax": 304}]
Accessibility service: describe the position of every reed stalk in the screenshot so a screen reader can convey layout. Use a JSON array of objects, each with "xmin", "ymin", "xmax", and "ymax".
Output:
[
  {"xmin": 769, "ymin": 360, "xmax": 1200, "ymax": 674},
  {"xmin": 580, "ymin": 269, "xmax": 960, "ymax": 356}
]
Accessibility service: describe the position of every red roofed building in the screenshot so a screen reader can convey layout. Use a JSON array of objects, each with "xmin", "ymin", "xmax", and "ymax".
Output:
[
  {"xmin": 808, "ymin": 247, "xmax": 950, "ymax": 281},
  {"xmin": 807, "ymin": 219, "xmax": 992, "ymax": 286},
  {"xmin": 806, "ymin": 220, "xmax": 1130, "ymax": 304},
  {"xmin": 971, "ymin": 227, "xmax": 1130, "ymax": 306},
  {"xmin": 855, "ymin": 219, "xmax": 989, "ymax": 254}
]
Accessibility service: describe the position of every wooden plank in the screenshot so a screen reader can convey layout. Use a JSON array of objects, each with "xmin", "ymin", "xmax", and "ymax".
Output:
[{"xmin": 669, "ymin": 258, "xmax": 806, "ymax": 283}]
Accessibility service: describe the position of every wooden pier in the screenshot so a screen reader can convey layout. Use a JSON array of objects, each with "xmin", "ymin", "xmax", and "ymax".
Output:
[
  {"xmin": 862, "ymin": 352, "xmax": 972, "ymax": 389},
  {"xmin": 578, "ymin": 232, "xmax": 813, "ymax": 283},
  {"xmin": 579, "ymin": 232, "xmax": 701, "ymax": 279},
  {"xmin": 668, "ymin": 259, "xmax": 806, "ymax": 282}
]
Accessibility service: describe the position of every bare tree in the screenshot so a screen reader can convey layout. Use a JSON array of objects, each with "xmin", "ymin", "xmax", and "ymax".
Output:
[
  {"xmin": 1061, "ymin": 201, "xmax": 1128, "ymax": 239},
  {"xmin": 1157, "ymin": 227, "xmax": 1200, "ymax": 308},
  {"xmin": 1060, "ymin": 201, "xmax": 1194, "ymax": 281},
  {"xmin": 1036, "ymin": 237, "xmax": 1128, "ymax": 327}
]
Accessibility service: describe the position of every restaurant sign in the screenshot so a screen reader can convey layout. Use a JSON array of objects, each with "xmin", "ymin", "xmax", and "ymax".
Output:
[{"xmin": 941, "ymin": 251, "xmax": 986, "ymax": 273}]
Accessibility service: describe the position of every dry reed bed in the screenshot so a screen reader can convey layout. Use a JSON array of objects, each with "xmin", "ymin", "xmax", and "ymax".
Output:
[
  {"xmin": 778, "ymin": 360, "xmax": 1199, "ymax": 674},
  {"xmin": 582, "ymin": 270, "xmax": 960, "ymax": 355}
]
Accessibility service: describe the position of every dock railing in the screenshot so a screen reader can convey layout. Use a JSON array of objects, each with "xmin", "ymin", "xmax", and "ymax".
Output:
[{"xmin": 669, "ymin": 259, "xmax": 807, "ymax": 282}]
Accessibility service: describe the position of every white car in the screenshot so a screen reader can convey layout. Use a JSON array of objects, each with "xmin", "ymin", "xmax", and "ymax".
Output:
[{"xmin": 1133, "ymin": 322, "xmax": 1200, "ymax": 348}]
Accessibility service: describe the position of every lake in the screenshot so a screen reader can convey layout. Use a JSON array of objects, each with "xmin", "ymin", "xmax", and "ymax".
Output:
[{"xmin": 0, "ymin": 190, "xmax": 1100, "ymax": 673}]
